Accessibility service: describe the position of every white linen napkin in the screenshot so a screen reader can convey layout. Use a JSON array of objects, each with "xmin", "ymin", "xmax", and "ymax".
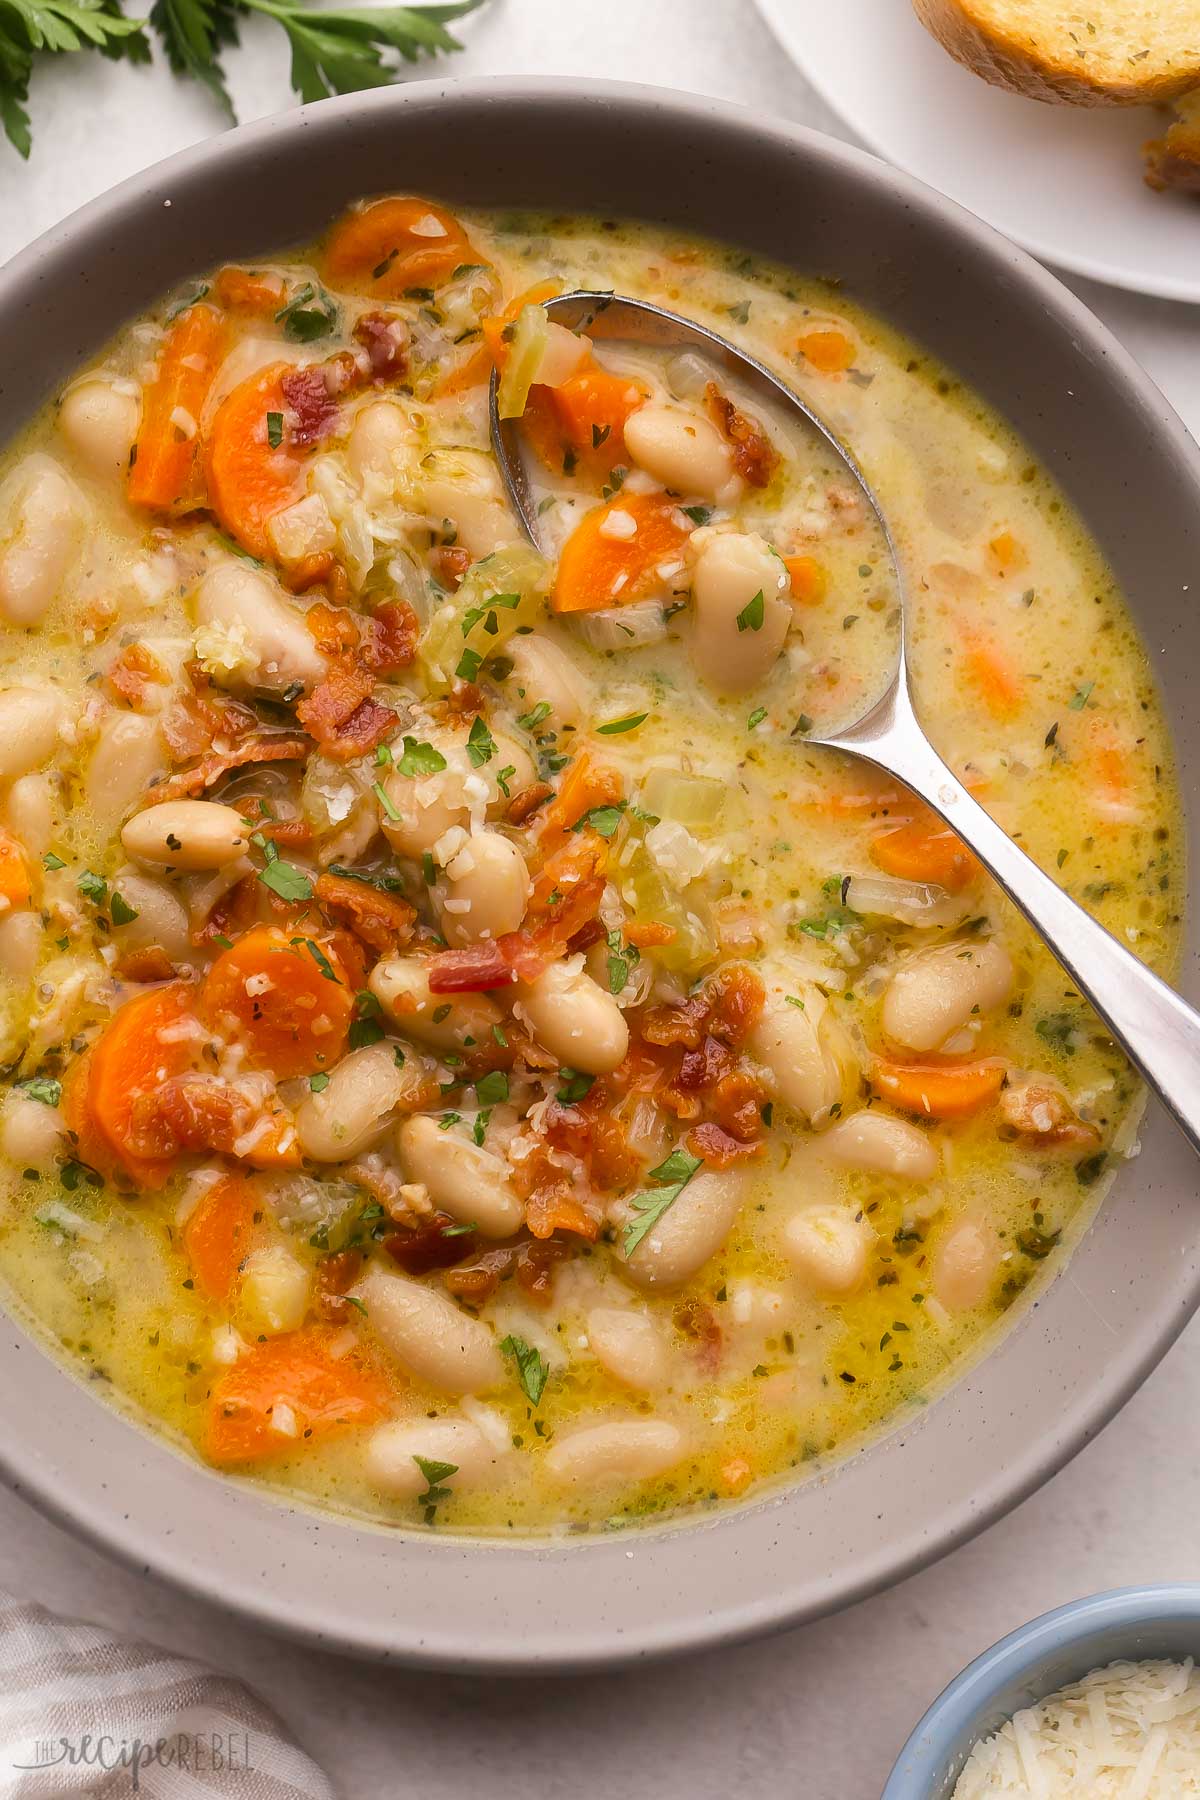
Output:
[{"xmin": 0, "ymin": 1590, "xmax": 334, "ymax": 1799}]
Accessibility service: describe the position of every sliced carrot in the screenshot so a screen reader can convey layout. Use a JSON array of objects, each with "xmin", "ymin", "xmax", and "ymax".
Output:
[
  {"xmin": 205, "ymin": 1329, "xmax": 387, "ymax": 1466},
  {"xmin": 212, "ymin": 266, "xmax": 287, "ymax": 315},
  {"xmin": 525, "ymin": 363, "xmax": 649, "ymax": 484},
  {"xmin": 201, "ymin": 924, "xmax": 355, "ymax": 1081},
  {"xmin": 480, "ymin": 279, "xmax": 563, "ymax": 368},
  {"xmin": 871, "ymin": 813, "xmax": 978, "ymax": 892},
  {"xmin": 431, "ymin": 343, "xmax": 493, "ymax": 399},
  {"xmin": 871, "ymin": 1058, "xmax": 1005, "ymax": 1119},
  {"xmin": 322, "ymin": 196, "xmax": 476, "ymax": 297},
  {"xmin": 797, "ymin": 329, "xmax": 855, "ymax": 374},
  {"xmin": 552, "ymin": 492, "xmax": 690, "ymax": 614},
  {"xmin": 536, "ymin": 751, "xmax": 624, "ymax": 852},
  {"xmin": 79, "ymin": 983, "xmax": 200, "ymax": 1186},
  {"xmin": 961, "ymin": 631, "xmax": 1023, "ymax": 720},
  {"xmin": 204, "ymin": 362, "xmax": 308, "ymax": 561},
  {"xmin": 0, "ymin": 828, "xmax": 32, "ymax": 913},
  {"xmin": 129, "ymin": 304, "xmax": 228, "ymax": 512},
  {"xmin": 783, "ymin": 553, "xmax": 827, "ymax": 604},
  {"xmin": 987, "ymin": 531, "xmax": 1028, "ymax": 576},
  {"xmin": 184, "ymin": 1174, "xmax": 258, "ymax": 1302}
]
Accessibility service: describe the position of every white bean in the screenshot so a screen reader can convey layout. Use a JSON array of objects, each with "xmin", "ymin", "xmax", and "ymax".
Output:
[
  {"xmin": 784, "ymin": 1203, "xmax": 874, "ymax": 1298},
  {"xmin": 58, "ymin": 380, "xmax": 139, "ymax": 481},
  {"xmin": 882, "ymin": 938, "xmax": 1014, "ymax": 1054},
  {"xmin": 621, "ymin": 1167, "xmax": 745, "ymax": 1290},
  {"xmin": 356, "ymin": 1268, "xmax": 503, "ymax": 1394},
  {"xmin": 823, "ymin": 1109, "xmax": 938, "ymax": 1181},
  {"xmin": 193, "ymin": 562, "xmax": 329, "ymax": 698},
  {"xmin": 690, "ymin": 531, "xmax": 790, "ymax": 694},
  {"xmin": 934, "ymin": 1217, "xmax": 998, "ymax": 1312},
  {"xmin": 0, "ymin": 911, "xmax": 40, "ymax": 983},
  {"xmin": 379, "ymin": 763, "xmax": 471, "ymax": 858},
  {"xmin": 544, "ymin": 1419, "xmax": 688, "ymax": 1486},
  {"xmin": 121, "ymin": 799, "xmax": 250, "ymax": 871},
  {"xmin": 421, "ymin": 449, "xmax": 518, "ymax": 558},
  {"xmin": 363, "ymin": 1417, "xmax": 501, "ymax": 1500},
  {"xmin": 396, "ymin": 1114, "xmax": 524, "ymax": 1238},
  {"xmin": 586, "ymin": 1307, "xmax": 669, "ymax": 1392},
  {"xmin": 296, "ymin": 1041, "xmax": 408, "ymax": 1163},
  {"xmin": 0, "ymin": 1092, "xmax": 63, "ymax": 1168},
  {"xmin": 369, "ymin": 955, "xmax": 503, "ymax": 1052},
  {"xmin": 346, "ymin": 399, "xmax": 413, "ymax": 495},
  {"xmin": 0, "ymin": 687, "xmax": 64, "ymax": 786},
  {"xmin": 238, "ymin": 1246, "xmax": 310, "ymax": 1335},
  {"xmin": 437, "ymin": 832, "xmax": 530, "ymax": 946},
  {"xmin": 506, "ymin": 634, "xmax": 589, "ymax": 729},
  {"xmin": 84, "ymin": 712, "xmax": 167, "ymax": 831},
  {"xmin": 750, "ymin": 978, "xmax": 852, "ymax": 1125},
  {"xmin": 1, "ymin": 773, "xmax": 54, "ymax": 856},
  {"xmin": 624, "ymin": 403, "xmax": 737, "ymax": 502},
  {"xmin": 514, "ymin": 961, "xmax": 628, "ymax": 1075},
  {"xmin": 0, "ymin": 456, "xmax": 87, "ymax": 627},
  {"xmin": 109, "ymin": 870, "xmax": 191, "ymax": 963}
]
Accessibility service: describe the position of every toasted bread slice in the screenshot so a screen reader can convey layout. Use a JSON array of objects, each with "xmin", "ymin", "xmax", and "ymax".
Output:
[
  {"xmin": 1145, "ymin": 86, "xmax": 1200, "ymax": 191},
  {"xmin": 912, "ymin": 0, "xmax": 1200, "ymax": 106}
]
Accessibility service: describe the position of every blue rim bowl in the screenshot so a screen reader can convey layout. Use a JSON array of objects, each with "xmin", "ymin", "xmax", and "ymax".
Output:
[{"xmin": 883, "ymin": 1584, "xmax": 1200, "ymax": 1798}]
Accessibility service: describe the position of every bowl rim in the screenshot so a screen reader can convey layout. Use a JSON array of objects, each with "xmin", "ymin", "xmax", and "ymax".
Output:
[
  {"xmin": 881, "ymin": 1583, "xmax": 1200, "ymax": 1797},
  {"xmin": 1, "ymin": 75, "xmax": 1199, "ymax": 1672}
]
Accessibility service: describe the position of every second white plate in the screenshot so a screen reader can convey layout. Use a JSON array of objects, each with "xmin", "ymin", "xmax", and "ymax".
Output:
[{"xmin": 756, "ymin": 0, "xmax": 1200, "ymax": 303}]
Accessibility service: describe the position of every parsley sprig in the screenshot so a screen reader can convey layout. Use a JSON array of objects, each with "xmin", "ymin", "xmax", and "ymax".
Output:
[{"xmin": 3, "ymin": 0, "xmax": 483, "ymax": 157}]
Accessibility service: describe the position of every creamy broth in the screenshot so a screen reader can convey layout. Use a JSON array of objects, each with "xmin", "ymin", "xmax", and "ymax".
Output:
[{"xmin": 0, "ymin": 200, "xmax": 1179, "ymax": 1536}]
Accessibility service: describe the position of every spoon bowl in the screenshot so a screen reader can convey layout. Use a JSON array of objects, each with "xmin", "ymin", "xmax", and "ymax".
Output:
[{"xmin": 491, "ymin": 290, "xmax": 1200, "ymax": 1160}]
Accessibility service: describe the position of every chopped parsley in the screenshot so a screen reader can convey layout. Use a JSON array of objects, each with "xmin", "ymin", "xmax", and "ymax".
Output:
[
  {"xmin": 501, "ymin": 1334, "xmax": 549, "ymax": 1406},
  {"xmin": 266, "ymin": 411, "xmax": 284, "ymax": 449},
  {"xmin": 735, "ymin": 590, "xmax": 765, "ymax": 633},
  {"xmin": 474, "ymin": 1069, "xmax": 509, "ymax": 1107},
  {"xmin": 622, "ymin": 1148, "xmax": 704, "ymax": 1256},
  {"xmin": 596, "ymin": 712, "xmax": 647, "ymax": 736},
  {"xmin": 17, "ymin": 1077, "xmax": 61, "ymax": 1106},
  {"xmin": 467, "ymin": 715, "xmax": 497, "ymax": 767},
  {"xmin": 396, "ymin": 737, "xmax": 447, "ymax": 778}
]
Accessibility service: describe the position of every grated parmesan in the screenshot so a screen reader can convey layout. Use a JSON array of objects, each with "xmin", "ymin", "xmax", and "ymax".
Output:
[{"xmin": 954, "ymin": 1658, "xmax": 1200, "ymax": 1797}]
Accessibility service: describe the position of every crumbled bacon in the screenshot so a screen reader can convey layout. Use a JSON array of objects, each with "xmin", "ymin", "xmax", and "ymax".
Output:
[
  {"xmin": 281, "ymin": 354, "xmax": 360, "ymax": 448},
  {"xmin": 297, "ymin": 662, "xmax": 396, "ymax": 761},
  {"xmin": 443, "ymin": 1245, "xmax": 515, "ymax": 1304},
  {"xmin": 314, "ymin": 871, "xmax": 416, "ymax": 955},
  {"xmin": 709, "ymin": 1069, "xmax": 769, "ymax": 1142},
  {"xmin": 506, "ymin": 781, "xmax": 554, "ymax": 826},
  {"xmin": 107, "ymin": 642, "xmax": 169, "ymax": 709},
  {"xmin": 148, "ymin": 733, "xmax": 310, "ymax": 803},
  {"xmin": 161, "ymin": 666, "xmax": 259, "ymax": 762},
  {"xmin": 525, "ymin": 1190, "xmax": 600, "ymax": 1242},
  {"xmin": 194, "ymin": 873, "xmax": 259, "ymax": 947},
  {"xmin": 385, "ymin": 1213, "xmax": 479, "ymax": 1275},
  {"xmin": 431, "ymin": 545, "xmax": 471, "ymax": 591},
  {"xmin": 353, "ymin": 311, "xmax": 410, "ymax": 383},
  {"xmin": 115, "ymin": 946, "xmax": 177, "ymax": 984},
  {"xmin": 673, "ymin": 1297, "xmax": 723, "ymax": 1373},
  {"xmin": 998, "ymin": 1076, "xmax": 1100, "ymax": 1148},
  {"xmin": 128, "ymin": 1075, "xmax": 298, "ymax": 1168},
  {"xmin": 515, "ymin": 1236, "xmax": 573, "ymax": 1303},
  {"xmin": 705, "ymin": 382, "xmax": 778, "ymax": 488},
  {"xmin": 427, "ymin": 941, "xmax": 515, "ymax": 994},
  {"xmin": 362, "ymin": 600, "xmax": 419, "ymax": 675},
  {"xmin": 687, "ymin": 1121, "xmax": 765, "ymax": 1168},
  {"xmin": 317, "ymin": 1248, "xmax": 364, "ymax": 1321},
  {"xmin": 643, "ymin": 964, "xmax": 764, "ymax": 1052}
]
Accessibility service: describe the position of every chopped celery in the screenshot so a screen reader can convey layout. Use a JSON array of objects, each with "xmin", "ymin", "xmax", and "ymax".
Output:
[
  {"xmin": 418, "ymin": 544, "xmax": 551, "ymax": 690},
  {"xmin": 623, "ymin": 844, "xmax": 718, "ymax": 974},
  {"xmin": 641, "ymin": 768, "xmax": 727, "ymax": 830},
  {"xmin": 496, "ymin": 304, "xmax": 550, "ymax": 421}
]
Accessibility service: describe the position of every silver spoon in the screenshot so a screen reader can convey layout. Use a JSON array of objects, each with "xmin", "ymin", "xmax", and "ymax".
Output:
[{"xmin": 491, "ymin": 290, "xmax": 1200, "ymax": 1155}]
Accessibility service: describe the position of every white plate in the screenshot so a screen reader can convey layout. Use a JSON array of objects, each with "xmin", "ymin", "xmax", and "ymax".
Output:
[{"xmin": 755, "ymin": 0, "xmax": 1200, "ymax": 302}]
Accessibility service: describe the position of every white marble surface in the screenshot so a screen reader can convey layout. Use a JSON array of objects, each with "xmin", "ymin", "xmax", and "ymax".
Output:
[{"xmin": 2, "ymin": 3, "xmax": 1199, "ymax": 1795}]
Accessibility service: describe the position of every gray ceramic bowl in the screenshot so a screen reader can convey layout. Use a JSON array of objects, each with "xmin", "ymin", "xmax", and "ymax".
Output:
[{"xmin": 1, "ymin": 78, "xmax": 1198, "ymax": 1671}]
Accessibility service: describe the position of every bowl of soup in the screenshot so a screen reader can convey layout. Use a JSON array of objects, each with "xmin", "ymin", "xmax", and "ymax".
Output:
[{"xmin": 0, "ymin": 78, "xmax": 1196, "ymax": 1668}]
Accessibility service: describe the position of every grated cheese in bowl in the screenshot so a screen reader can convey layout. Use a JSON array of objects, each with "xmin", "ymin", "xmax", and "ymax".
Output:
[{"xmin": 954, "ymin": 1659, "xmax": 1200, "ymax": 1797}]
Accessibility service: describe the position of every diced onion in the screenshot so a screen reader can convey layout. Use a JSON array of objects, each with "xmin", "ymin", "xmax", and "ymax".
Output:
[
  {"xmin": 843, "ymin": 873, "xmax": 967, "ymax": 929},
  {"xmin": 496, "ymin": 304, "xmax": 551, "ymax": 420},
  {"xmin": 266, "ymin": 492, "xmax": 337, "ymax": 562},
  {"xmin": 574, "ymin": 600, "xmax": 667, "ymax": 653},
  {"xmin": 641, "ymin": 768, "xmax": 726, "ymax": 829}
]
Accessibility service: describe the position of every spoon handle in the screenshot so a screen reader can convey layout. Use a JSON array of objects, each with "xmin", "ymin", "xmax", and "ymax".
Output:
[{"xmin": 833, "ymin": 687, "xmax": 1200, "ymax": 1156}]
